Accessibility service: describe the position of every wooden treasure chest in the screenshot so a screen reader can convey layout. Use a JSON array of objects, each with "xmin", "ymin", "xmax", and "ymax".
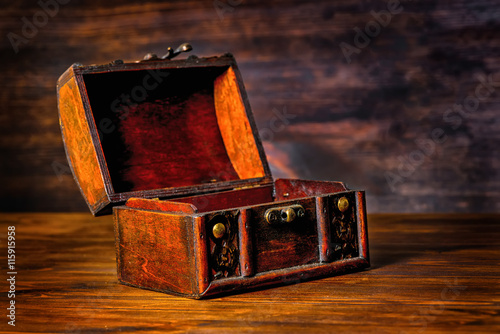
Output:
[{"xmin": 57, "ymin": 44, "xmax": 370, "ymax": 299}]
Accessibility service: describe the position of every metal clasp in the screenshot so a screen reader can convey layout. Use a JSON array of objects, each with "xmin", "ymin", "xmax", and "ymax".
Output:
[
  {"xmin": 141, "ymin": 42, "xmax": 193, "ymax": 61},
  {"xmin": 265, "ymin": 204, "xmax": 305, "ymax": 225}
]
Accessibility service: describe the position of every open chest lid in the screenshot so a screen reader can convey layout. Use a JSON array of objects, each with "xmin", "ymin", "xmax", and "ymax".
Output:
[{"xmin": 57, "ymin": 47, "xmax": 272, "ymax": 215}]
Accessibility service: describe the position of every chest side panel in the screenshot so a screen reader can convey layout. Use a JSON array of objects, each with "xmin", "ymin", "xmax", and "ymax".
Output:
[
  {"xmin": 113, "ymin": 207, "xmax": 196, "ymax": 296},
  {"xmin": 58, "ymin": 75, "xmax": 108, "ymax": 214}
]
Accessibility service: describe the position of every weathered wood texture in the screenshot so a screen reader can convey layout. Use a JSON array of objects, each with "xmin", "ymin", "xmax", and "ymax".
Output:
[
  {"xmin": 0, "ymin": 213, "xmax": 498, "ymax": 332},
  {"xmin": 114, "ymin": 207, "xmax": 199, "ymax": 297},
  {"xmin": 57, "ymin": 55, "xmax": 272, "ymax": 215},
  {"xmin": 0, "ymin": 0, "xmax": 499, "ymax": 213},
  {"xmin": 114, "ymin": 182, "xmax": 368, "ymax": 298}
]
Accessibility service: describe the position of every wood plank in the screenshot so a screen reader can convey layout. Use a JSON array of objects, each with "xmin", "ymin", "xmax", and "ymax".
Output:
[{"xmin": 0, "ymin": 213, "xmax": 498, "ymax": 332}]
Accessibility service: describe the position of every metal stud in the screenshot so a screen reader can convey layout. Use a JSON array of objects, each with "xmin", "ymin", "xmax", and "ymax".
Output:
[
  {"xmin": 212, "ymin": 223, "xmax": 226, "ymax": 239},
  {"xmin": 338, "ymin": 197, "xmax": 349, "ymax": 212}
]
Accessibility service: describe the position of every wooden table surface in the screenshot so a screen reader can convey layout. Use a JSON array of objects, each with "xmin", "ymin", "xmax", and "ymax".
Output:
[{"xmin": 0, "ymin": 213, "xmax": 498, "ymax": 333}]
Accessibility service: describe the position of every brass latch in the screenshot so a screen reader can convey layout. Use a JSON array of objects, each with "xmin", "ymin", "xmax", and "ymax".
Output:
[{"xmin": 265, "ymin": 205, "xmax": 305, "ymax": 224}]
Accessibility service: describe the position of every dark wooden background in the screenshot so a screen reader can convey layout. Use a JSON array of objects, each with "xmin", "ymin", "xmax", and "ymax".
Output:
[{"xmin": 0, "ymin": 0, "xmax": 499, "ymax": 213}]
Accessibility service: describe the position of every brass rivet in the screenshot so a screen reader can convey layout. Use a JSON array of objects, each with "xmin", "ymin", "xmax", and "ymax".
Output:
[
  {"xmin": 281, "ymin": 207, "xmax": 296, "ymax": 223},
  {"xmin": 266, "ymin": 210, "xmax": 279, "ymax": 224},
  {"xmin": 212, "ymin": 223, "xmax": 226, "ymax": 239},
  {"xmin": 297, "ymin": 208, "xmax": 305, "ymax": 218},
  {"xmin": 338, "ymin": 197, "xmax": 349, "ymax": 212}
]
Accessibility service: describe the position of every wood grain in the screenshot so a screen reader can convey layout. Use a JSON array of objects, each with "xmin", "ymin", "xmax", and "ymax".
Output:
[
  {"xmin": 214, "ymin": 65, "xmax": 268, "ymax": 180},
  {"xmin": 58, "ymin": 56, "xmax": 274, "ymax": 215},
  {"xmin": 0, "ymin": 213, "xmax": 498, "ymax": 333},
  {"xmin": 0, "ymin": 0, "xmax": 499, "ymax": 213},
  {"xmin": 114, "ymin": 206, "xmax": 197, "ymax": 296},
  {"xmin": 58, "ymin": 70, "xmax": 108, "ymax": 214},
  {"xmin": 251, "ymin": 197, "xmax": 318, "ymax": 273},
  {"xmin": 113, "ymin": 181, "xmax": 369, "ymax": 298}
]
